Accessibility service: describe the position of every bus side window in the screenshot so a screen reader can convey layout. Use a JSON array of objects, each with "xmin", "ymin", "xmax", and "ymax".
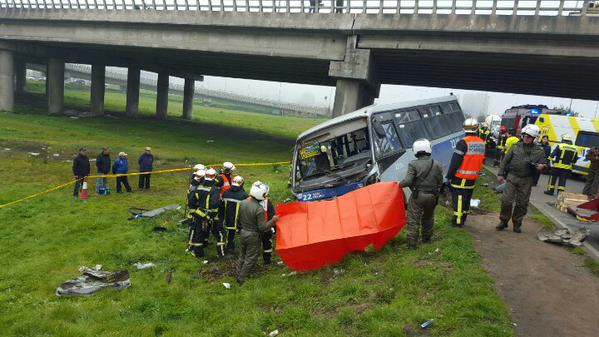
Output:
[{"xmin": 374, "ymin": 122, "xmax": 403, "ymax": 158}]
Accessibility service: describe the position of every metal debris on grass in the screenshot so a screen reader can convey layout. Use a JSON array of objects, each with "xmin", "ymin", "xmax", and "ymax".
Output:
[
  {"xmin": 537, "ymin": 228, "xmax": 591, "ymax": 247},
  {"xmin": 133, "ymin": 262, "xmax": 156, "ymax": 270}
]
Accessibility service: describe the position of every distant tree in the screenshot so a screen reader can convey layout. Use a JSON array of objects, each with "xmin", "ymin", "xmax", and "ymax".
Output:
[{"xmin": 552, "ymin": 105, "xmax": 579, "ymax": 116}]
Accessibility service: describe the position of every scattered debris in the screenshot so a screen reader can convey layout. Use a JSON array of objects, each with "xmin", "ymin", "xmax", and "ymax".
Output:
[
  {"xmin": 482, "ymin": 183, "xmax": 489, "ymax": 187},
  {"xmin": 470, "ymin": 199, "xmax": 481, "ymax": 208},
  {"xmin": 333, "ymin": 268, "xmax": 345, "ymax": 275},
  {"xmin": 268, "ymin": 330, "xmax": 279, "ymax": 337},
  {"xmin": 128, "ymin": 204, "xmax": 180, "ymax": 220},
  {"xmin": 3, "ymin": 147, "xmax": 10, "ymax": 151},
  {"xmin": 133, "ymin": 262, "xmax": 155, "ymax": 270},
  {"xmin": 69, "ymin": 116, "xmax": 79, "ymax": 119},
  {"xmin": 203, "ymin": 260, "xmax": 209, "ymax": 264},
  {"xmin": 52, "ymin": 153, "xmax": 60, "ymax": 157},
  {"xmin": 537, "ymin": 228, "xmax": 591, "ymax": 247},
  {"xmin": 56, "ymin": 265, "xmax": 130, "ymax": 297},
  {"xmin": 512, "ymin": 322, "xmax": 518, "ymax": 327},
  {"xmin": 420, "ymin": 319, "xmax": 434, "ymax": 329},
  {"xmin": 281, "ymin": 271, "xmax": 297, "ymax": 277},
  {"xmin": 276, "ymin": 261, "xmax": 284, "ymax": 265},
  {"xmin": 222, "ymin": 282, "xmax": 231, "ymax": 289},
  {"xmin": 28, "ymin": 152, "xmax": 40, "ymax": 156},
  {"xmin": 206, "ymin": 139, "xmax": 215, "ymax": 143}
]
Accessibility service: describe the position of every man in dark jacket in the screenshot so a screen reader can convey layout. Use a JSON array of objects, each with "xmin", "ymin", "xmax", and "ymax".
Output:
[
  {"xmin": 138, "ymin": 147, "xmax": 154, "ymax": 190},
  {"xmin": 221, "ymin": 175, "xmax": 249, "ymax": 256},
  {"xmin": 187, "ymin": 168, "xmax": 223, "ymax": 258},
  {"xmin": 95, "ymin": 147, "xmax": 111, "ymax": 195},
  {"xmin": 72, "ymin": 147, "xmax": 90, "ymax": 197}
]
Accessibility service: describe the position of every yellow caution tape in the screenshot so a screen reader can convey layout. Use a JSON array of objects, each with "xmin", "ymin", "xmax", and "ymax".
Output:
[{"xmin": 0, "ymin": 161, "xmax": 291, "ymax": 209}]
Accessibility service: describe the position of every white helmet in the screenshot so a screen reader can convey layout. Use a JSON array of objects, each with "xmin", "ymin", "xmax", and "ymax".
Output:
[
  {"xmin": 463, "ymin": 118, "xmax": 479, "ymax": 133},
  {"xmin": 204, "ymin": 168, "xmax": 217, "ymax": 181},
  {"xmin": 232, "ymin": 175, "xmax": 244, "ymax": 187},
  {"xmin": 194, "ymin": 169, "xmax": 206, "ymax": 178},
  {"xmin": 521, "ymin": 124, "xmax": 541, "ymax": 139},
  {"xmin": 193, "ymin": 164, "xmax": 205, "ymax": 171},
  {"xmin": 223, "ymin": 162, "xmax": 236, "ymax": 172},
  {"xmin": 412, "ymin": 138, "xmax": 432, "ymax": 155},
  {"xmin": 250, "ymin": 181, "xmax": 269, "ymax": 201},
  {"xmin": 561, "ymin": 134, "xmax": 573, "ymax": 142}
]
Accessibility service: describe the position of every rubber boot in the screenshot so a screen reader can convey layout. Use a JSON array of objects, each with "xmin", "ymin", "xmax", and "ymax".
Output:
[{"xmin": 496, "ymin": 221, "xmax": 508, "ymax": 231}]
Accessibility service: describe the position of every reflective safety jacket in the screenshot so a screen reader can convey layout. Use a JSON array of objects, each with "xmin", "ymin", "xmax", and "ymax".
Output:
[
  {"xmin": 505, "ymin": 136, "xmax": 520, "ymax": 154},
  {"xmin": 221, "ymin": 186, "xmax": 248, "ymax": 230},
  {"xmin": 189, "ymin": 181, "xmax": 221, "ymax": 218},
  {"xmin": 455, "ymin": 135, "xmax": 486, "ymax": 180},
  {"xmin": 549, "ymin": 143, "xmax": 579, "ymax": 170},
  {"xmin": 216, "ymin": 173, "xmax": 233, "ymax": 196},
  {"xmin": 478, "ymin": 128, "xmax": 492, "ymax": 144}
]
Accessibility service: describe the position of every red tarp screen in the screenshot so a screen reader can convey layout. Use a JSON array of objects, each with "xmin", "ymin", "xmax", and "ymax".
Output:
[{"xmin": 275, "ymin": 182, "xmax": 406, "ymax": 271}]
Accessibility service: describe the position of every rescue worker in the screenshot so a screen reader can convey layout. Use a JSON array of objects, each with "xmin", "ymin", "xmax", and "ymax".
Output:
[
  {"xmin": 216, "ymin": 162, "xmax": 236, "ymax": 196},
  {"xmin": 583, "ymin": 146, "xmax": 599, "ymax": 199},
  {"xmin": 494, "ymin": 126, "xmax": 508, "ymax": 166},
  {"xmin": 446, "ymin": 118, "xmax": 486, "ymax": 227},
  {"xmin": 504, "ymin": 131, "xmax": 521, "ymax": 154},
  {"xmin": 497, "ymin": 124, "xmax": 547, "ymax": 233},
  {"xmin": 184, "ymin": 168, "xmax": 205, "ymax": 225},
  {"xmin": 260, "ymin": 190, "xmax": 277, "ymax": 264},
  {"xmin": 221, "ymin": 175, "xmax": 248, "ymax": 256},
  {"xmin": 399, "ymin": 138, "xmax": 443, "ymax": 248},
  {"xmin": 237, "ymin": 181, "xmax": 279, "ymax": 285},
  {"xmin": 544, "ymin": 134, "xmax": 578, "ymax": 195},
  {"xmin": 187, "ymin": 168, "xmax": 224, "ymax": 258},
  {"xmin": 478, "ymin": 123, "xmax": 492, "ymax": 164}
]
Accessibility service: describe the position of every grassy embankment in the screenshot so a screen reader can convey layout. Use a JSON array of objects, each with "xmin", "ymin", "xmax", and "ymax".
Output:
[{"xmin": 0, "ymin": 83, "xmax": 513, "ymax": 336}]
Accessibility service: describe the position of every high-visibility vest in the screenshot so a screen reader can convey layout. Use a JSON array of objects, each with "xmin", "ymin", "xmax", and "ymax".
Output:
[
  {"xmin": 497, "ymin": 134, "xmax": 507, "ymax": 150},
  {"xmin": 550, "ymin": 143, "xmax": 578, "ymax": 170},
  {"xmin": 505, "ymin": 136, "xmax": 520, "ymax": 154},
  {"xmin": 218, "ymin": 174, "xmax": 232, "ymax": 196},
  {"xmin": 479, "ymin": 129, "xmax": 491, "ymax": 143},
  {"xmin": 455, "ymin": 135, "xmax": 486, "ymax": 180}
]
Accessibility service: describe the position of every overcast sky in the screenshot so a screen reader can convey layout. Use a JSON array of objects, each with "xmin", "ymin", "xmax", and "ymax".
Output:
[{"xmin": 193, "ymin": 75, "xmax": 599, "ymax": 118}]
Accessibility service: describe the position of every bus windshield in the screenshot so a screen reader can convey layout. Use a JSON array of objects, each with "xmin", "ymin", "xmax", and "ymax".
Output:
[{"xmin": 296, "ymin": 127, "xmax": 371, "ymax": 182}]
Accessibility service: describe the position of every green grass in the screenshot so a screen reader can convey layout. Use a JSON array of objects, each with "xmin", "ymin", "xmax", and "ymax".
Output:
[{"xmin": 0, "ymin": 86, "xmax": 513, "ymax": 336}]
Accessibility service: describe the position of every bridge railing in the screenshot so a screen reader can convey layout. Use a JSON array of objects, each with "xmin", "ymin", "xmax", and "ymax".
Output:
[{"xmin": 0, "ymin": 1, "xmax": 595, "ymax": 16}]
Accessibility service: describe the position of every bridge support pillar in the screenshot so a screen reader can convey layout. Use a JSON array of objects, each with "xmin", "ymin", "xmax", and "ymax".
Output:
[
  {"xmin": 47, "ymin": 58, "xmax": 64, "ymax": 115},
  {"xmin": 182, "ymin": 78, "xmax": 195, "ymax": 120},
  {"xmin": 0, "ymin": 50, "xmax": 14, "ymax": 112},
  {"xmin": 329, "ymin": 36, "xmax": 379, "ymax": 118},
  {"xmin": 156, "ymin": 72, "xmax": 169, "ymax": 120},
  {"xmin": 126, "ymin": 66, "xmax": 140, "ymax": 117},
  {"xmin": 15, "ymin": 60, "xmax": 27, "ymax": 95},
  {"xmin": 90, "ymin": 64, "xmax": 105, "ymax": 116}
]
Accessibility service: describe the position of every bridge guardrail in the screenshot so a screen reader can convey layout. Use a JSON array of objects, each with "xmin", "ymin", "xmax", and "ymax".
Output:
[{"xmin": 0, "ymin": 1, "xmax": 594, "ymax": 16}]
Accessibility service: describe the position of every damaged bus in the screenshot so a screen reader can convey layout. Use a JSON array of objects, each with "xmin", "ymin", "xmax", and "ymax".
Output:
[{"xmin": 291, "ymin": 96, "xmax": 466, "ymax": 201}]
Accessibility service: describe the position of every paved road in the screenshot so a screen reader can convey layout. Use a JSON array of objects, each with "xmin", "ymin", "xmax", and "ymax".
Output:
[{"xmin": 486, "ymin": 166, "xmax": 599, "ymax": 258}]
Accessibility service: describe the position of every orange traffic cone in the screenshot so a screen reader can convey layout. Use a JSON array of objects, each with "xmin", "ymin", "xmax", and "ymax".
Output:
[{"xmin": 79, "ymin": 177, "xmax": 90, "ymax": 200}]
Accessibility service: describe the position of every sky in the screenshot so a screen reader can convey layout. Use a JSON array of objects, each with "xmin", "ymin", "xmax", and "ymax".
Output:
[{"xmin": 191, "ymin": 75, "xmax": 599, "ymax": 118}]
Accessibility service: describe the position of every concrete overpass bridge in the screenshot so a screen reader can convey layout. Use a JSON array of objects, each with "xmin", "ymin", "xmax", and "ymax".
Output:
[{"xmin": 1, "ymin": 1, "xmax": 599, "ymax": 118}]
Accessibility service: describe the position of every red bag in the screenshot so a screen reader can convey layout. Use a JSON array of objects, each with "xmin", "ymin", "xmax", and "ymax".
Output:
[{"xmin": 276, "ymin": 182, "xmax": 406, "ymax": 271}]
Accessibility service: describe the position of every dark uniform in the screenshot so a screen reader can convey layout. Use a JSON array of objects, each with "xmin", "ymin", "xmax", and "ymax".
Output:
[
  {"xmin": 495, "ymin": 132, "xmax": 508, "ymax": 166},
  {"xmin": 72, "ymin": 152, "xmax": 90, "ymax": 197},
  {"xmin": 237, "ymin": 197, "xmax": 277, "ymax": 283},
  {"xmin": 399, "ymin": 155, "xmax": 443, "ymax": 247},
  {"xmin": 545, "ymin": 142, "xmax": 578, "ymax": 195},
  {"xmin": 583, "ymin": 147, "xmax": 599, "ymax": 198},
  {"xmin": 498, "ymin": 142, "xmax": 547, "ymax": 232},
  {"xmin": 187, "ymin": 180, "xmax": 224, "ymax": 258},
  {"xmin": 446, "ymin": 135, "xmax": 486, "ymax": 227},
  {"xmin": 260, "ymin": 199, "xmax": 276, "ymax": 264},
  {"xmin": 216, "ymin": 172, "xmax": 233, "ymax": 196},
  {"xmin": 220, "ymin": 185, "xmax": 248, "ymax": 255}
]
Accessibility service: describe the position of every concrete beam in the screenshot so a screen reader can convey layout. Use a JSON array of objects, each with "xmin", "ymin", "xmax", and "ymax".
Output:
[
  {"xmin": 126, "ymin": 66, "xmax": 140, "ymax": 117},
  {"xmin": 156, "ymin": 72, "xmax": 169, "ymax": 120},
  {"xmin": 90, "ymin": 64, "xmax": 105, "ymax": 116},
  {"xmin": 47, "ymin": 58, "xmax": 64, "ymax": 115},
  {"xmin": 182, "ymin": 78, "xmax": 195, "ymax": 120},
  {"xmin": 14, "ymin": 59, "xmax": 26, "ymax": 95},
  {"xmin": 0, "ymin": 49, "xmax": 15, "ymax": 112}
]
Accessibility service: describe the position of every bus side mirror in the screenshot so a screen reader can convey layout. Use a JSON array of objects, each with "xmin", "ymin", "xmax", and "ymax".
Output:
[{"xmin": 373, "ymin": 120, "xmax": 386, "ymax": 139}]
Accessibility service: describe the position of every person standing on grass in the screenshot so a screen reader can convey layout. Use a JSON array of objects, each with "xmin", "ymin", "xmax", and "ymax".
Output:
[
  {"xmin": 72, "ymin": 147, "xmax": 90, "ymax": 198},
  {"xmin": 112, "ymin": 152, "xmax": 132, "ymax": 193},
  {"xmin": 95, "ymin": 147, "xmax": 111, "ymax": 195},
  {"xmin": 237, "ymin": 181, "xmax": 278, "ymax": 285},
  {"xmin": 138, "ymin": 147, "xmax": 154, "ymax": 190},
  {"xmin": 399, "ymin": 139, "xmax": 443, "ymax": 248}
]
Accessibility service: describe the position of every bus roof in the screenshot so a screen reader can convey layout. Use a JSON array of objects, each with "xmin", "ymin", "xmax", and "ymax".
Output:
[{"xmin": 297, "ymin": 95, "xmax": 459, "ymax": 141}]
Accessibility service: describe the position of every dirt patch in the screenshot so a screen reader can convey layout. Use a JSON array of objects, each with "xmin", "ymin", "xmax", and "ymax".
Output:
[{"xmin": 468, "ymin": 214, "xmax": 599, "ymax": 337}]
